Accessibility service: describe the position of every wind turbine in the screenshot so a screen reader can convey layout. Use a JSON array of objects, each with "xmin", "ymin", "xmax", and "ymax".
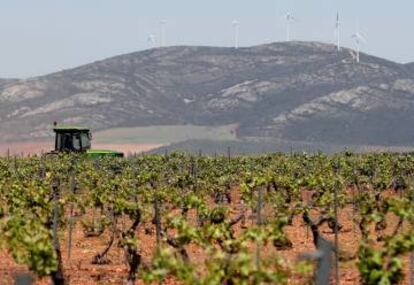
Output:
[
  {"xmin": 147, "ymin": 34, "xmax": 156, "ymax": 48},
  {"xmin": 335, "ymin": 12, "xmax": 341, "ymax": 51},
  {"xmin": 284, "ymin": 12, "xmax": 296, "ymax": 41},
  {"xmin": 160, "ymin": 20, "xmax": 167, "ymax": 47},
  {"xmin": 351, "ymin": 24, "xmax": 366, "ymax": 63},
  {"xmin": 232, "ymin": 20, "xmax": 240, "ymax": 49}
]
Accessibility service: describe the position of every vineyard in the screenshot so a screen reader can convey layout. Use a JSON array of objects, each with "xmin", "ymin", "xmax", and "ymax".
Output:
[{"xmin": 2, "ymin": 152, "xmax": 414, "ymax": 284}]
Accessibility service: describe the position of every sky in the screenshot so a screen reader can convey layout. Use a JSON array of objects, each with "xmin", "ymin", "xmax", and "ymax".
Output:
[{"xmin": 0, "ymin": 0, "xmax": 412, "ymax": 78}]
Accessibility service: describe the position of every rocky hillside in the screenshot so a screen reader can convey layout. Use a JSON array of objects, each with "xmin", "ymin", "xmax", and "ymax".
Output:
[{"xmin": 1, "ymin": 41, "xmax": 414, "ymax": 148}]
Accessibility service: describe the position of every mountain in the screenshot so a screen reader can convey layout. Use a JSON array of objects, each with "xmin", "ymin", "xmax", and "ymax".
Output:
[
  {"xmin": 405, "ymin": 62, "xmax": 414, "ymax": 74},
  {"xmin": 1, "ymin": 41, "xmax": 414, "ymax": 149}
]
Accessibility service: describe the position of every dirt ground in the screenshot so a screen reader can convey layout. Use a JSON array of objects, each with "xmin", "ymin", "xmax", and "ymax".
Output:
[
  {"xmin": 0, "ymin": 189, "xmax": 412, "ymax": 285},
  {"xmin": 0, "ymin": 141, "xmax": 162, "ymax": 156}
]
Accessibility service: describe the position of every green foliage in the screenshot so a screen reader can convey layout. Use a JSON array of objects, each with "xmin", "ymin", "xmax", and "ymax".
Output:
[
  {"xmin": 1, "ymin": 151, "xmax": 414, "ymax": 283},
  {"xmin": 4, "ymin": 215, "xmax": 57, "ymax": 277}
]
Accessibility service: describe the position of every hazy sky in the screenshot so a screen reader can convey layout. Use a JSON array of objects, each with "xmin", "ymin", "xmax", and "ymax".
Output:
[{"xmin": 0, "ymin": 0, "xmax": 412, "ymax": 78}]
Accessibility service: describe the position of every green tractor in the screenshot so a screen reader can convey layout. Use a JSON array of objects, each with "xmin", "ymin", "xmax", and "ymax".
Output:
[{"xmin": 51, "ymin": 123, "xmax": 124, "ymax": 158}]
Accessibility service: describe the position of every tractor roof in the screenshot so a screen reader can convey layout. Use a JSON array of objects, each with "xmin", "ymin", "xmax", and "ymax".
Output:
[{"xmin": 53, "ymin": 125, "xmax": 90, "ymax": 132}]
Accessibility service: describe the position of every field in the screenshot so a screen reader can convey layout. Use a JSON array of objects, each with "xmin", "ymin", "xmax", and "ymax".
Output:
[
  {"xmin": 93, "ymin": 125, "xmax": 238, "ymax": 144},
  {"xmin": 0, "ymin": 142, "xmax": 162, "ymax": 156},
  {"xmin": 1, "ymin": 152, "xmax": 414, "ymax": 284},
  {"xmin": 0, "ymin": 124, "xmax": 238, "ymax": 156}
]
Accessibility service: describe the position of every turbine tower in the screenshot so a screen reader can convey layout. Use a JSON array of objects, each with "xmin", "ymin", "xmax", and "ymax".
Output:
[
  {"xmin": 351, "ymin": 25, "xmax": 366, "ymax": 63},
  {"xmin": 232, "ymin": 20, "xmax": 240, "ymax": 49},
  {"xmin": 147, "ymin": 34, "xmax": 156, "ymax": 48},
  {"xmin": 335, "ymin": 12, "xmax": 341, "ymax": 51},
  {"xmin": 160, "ymin": 20, "xmax": 167, "ymax": 47},
  {"xmin": 284, "ymin": 12, "xmax": 295, "ymax": 41}
]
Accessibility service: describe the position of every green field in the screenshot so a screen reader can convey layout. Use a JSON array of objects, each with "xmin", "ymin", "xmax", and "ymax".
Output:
[{"xmin": 93, "ymin": 124, "xmax": 238, "ymax": 144}]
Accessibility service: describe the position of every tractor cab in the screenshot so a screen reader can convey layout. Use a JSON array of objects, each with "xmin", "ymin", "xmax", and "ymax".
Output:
[
  {"xmin": 51, "ymin": 123, "xmax": 124, "ymax": 158},
  {"xmin": 54, "ymin": 125, "xmax": 91, "ymax": 153}
]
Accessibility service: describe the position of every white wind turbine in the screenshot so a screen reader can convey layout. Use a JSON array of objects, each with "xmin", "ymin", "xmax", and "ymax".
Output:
[
  {"xmin": 160, "ymin": 20, "xmax": 167, "ymax": 47},
  {"xmin": 284, "ymin": 12, "xmax": 296, "ymax": 41},
  {"xmin": 335, "ymin": 12, "xmax": 341, "ymax": 51},
  {"xmin": 232, "ymin": 20, "xmax": 240, "ymax": 49},
  {"xmin": 351, "ymin": 24, "xmax": 366, "ymax": 63}
]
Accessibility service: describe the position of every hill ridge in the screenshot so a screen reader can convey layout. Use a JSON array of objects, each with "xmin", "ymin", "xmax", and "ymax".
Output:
[{"xmin": 0, "ymin": 41, "xmax": 413, "ymax": 150}]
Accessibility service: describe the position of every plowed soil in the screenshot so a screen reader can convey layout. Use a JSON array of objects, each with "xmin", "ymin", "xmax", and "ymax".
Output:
[{"xmin": 0, "ymin": 142, "xmax": 162, "ymax": 156}]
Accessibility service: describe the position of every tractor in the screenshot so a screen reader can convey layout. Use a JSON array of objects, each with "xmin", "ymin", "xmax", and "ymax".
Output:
[{"xmin": 50, "ymin": 123, "xmax": 124, "ymax": 158}]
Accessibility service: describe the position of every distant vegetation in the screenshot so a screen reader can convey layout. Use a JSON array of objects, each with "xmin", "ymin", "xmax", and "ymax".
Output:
[{"xmin": 150, "ymin": 138, "xmax": 414, "ymax": 155}]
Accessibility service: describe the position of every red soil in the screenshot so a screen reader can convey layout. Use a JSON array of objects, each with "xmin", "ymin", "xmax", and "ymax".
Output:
[{"xmin": 0, "ymin": 142, "xmax": 162, "ymax": 156}]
